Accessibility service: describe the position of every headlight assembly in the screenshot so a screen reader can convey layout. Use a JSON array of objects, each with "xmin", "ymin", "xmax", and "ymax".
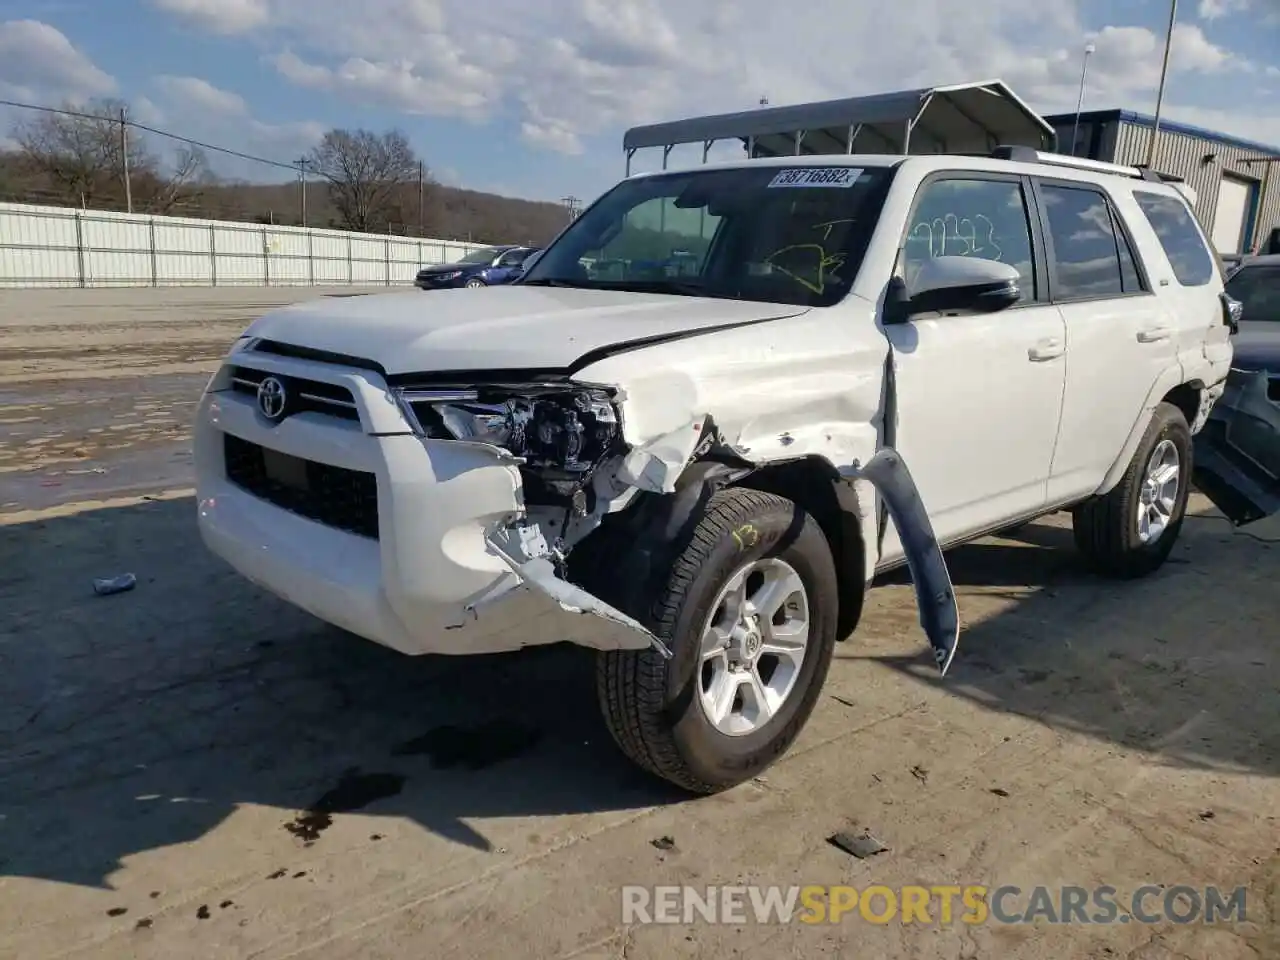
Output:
[{"xmin": 395, "ymin": 385, "xmax": 621, "ymax": 474}]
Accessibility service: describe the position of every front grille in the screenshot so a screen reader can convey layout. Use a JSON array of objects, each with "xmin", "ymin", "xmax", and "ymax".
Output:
[
  {"xmin": 229, "ymin": 365, "xmax": 359, "ymax": 422},
  {"xmin": 223, "ymin": 433, "xmax": 379, "ymax": 539}
]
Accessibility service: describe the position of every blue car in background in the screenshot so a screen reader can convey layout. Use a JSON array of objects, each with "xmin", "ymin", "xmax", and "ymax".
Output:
[{"xmin": 414, "ymin": 245, "xmax": 541, "ymax": 290}]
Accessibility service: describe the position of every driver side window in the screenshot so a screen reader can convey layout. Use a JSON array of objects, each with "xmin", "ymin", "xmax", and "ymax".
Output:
[
  {"xmin": 497, "ymin": 249, "xmax": 526, "ymax": 267},
  {"xmin": 902, "ymin": 177, "xmax": 1038, "ymax": 302}
]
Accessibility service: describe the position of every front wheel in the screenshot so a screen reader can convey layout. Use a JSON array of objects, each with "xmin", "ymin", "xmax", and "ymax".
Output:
[
  {"xmin": 596, "ymin": 488, "xmax": 839, "ymax": 794},
  {"xmin": 1072, "ymin": 401, "xmax": 1192, "ymax": 579},
  {"xmin": 465, "ymin": 277, "xmax": 486, "ymax": 288}
]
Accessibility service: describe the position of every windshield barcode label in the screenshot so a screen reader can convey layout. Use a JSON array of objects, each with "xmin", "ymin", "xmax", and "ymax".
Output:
[{"xmin": 767, "ymin": 168, "xmax": 862, "ymax": 188}]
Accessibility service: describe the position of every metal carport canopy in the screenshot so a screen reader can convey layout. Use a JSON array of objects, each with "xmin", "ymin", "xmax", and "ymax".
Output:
[{"xmin": 621, "ymin": 80, "xmax": 1056, "ymax": 172}]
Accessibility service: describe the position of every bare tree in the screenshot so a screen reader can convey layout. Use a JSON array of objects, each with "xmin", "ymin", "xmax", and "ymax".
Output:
[
  {"xmin": 12, "ymin": 98, "xmax": 143, "ymax": 208},
  {"xmin": 10, "ymin": 98, "xmax": 212, "ymax": 213},
  {"xmin": 308, "ymin": 128, "xmax": 423, "ymax": 232},
  {"xmin": 137, "ymin": 146, "xmax": 214, "ymax": 214}
]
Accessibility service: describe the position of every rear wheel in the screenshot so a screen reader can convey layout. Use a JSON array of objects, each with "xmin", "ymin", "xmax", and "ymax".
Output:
[
  {"xmin": 1072, "ymin": 401, "xmax": 1192, "ymax": 579},
  {"xmin": 596, "ymin": 488, "xmax": 839, "ymax": 794}
]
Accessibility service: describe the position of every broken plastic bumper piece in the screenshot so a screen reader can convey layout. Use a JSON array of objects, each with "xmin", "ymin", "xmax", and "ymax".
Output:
[{"xmin": 481, "ymin": 521, "xmax": 673, "ymax": 660}]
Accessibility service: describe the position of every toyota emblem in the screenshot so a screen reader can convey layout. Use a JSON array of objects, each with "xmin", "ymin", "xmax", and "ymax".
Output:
[{"xmin": 256, "ymin": 376, "xmax": 288, "ymax": 421}]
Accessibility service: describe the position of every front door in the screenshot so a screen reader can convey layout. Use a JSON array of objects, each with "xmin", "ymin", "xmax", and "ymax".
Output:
[{"xmin": 879, "ymin": 172, "xmax": 1067, "ymax": 564}]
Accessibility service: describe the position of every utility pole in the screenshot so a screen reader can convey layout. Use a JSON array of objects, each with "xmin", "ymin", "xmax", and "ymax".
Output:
[
  {"xmin": 1148, "ymin": 0, "xmax": 1179, "ymax": 167},
  {"xmin": 294, "ymin": 158, "xmax": 309, "ymax": 226},
  {"xmin": 561, "ymin": 196, "xmax": 580, "ymax": 221},
  {"xmin": 418, "ymin": 161, "xmax": 425, "ymax": 235},
  {"xmin": 1070, "ymin": 42, "xmax": 1096, "ymax": 156},
  {"xmin": 120, "ymin": 107, "xmax": 133, "ymax": 214}
]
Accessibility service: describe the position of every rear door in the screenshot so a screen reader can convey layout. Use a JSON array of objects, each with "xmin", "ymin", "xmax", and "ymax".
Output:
[
  {"xmin": 1130, "ymin": 190, "xmax": 1233, "ymax": 371},
  {"xmin": 1035, "ymin": 178, "xmax": 1178, "ymax": 504}
]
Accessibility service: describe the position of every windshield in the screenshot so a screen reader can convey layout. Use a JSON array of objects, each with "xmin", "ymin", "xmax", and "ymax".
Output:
[
  {"xmin": 521, "ymin": 165, "xmax": 894, "ymax": 307},
  {"xmin": 458, "ymin": 247, "xmax": 503, "ymax": 265},
  {"xmin": 1226, "ymin": 264, "xmax": 1280, "ymax": 322}
]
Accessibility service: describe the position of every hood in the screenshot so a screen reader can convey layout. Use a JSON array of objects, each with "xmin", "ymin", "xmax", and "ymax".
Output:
[
  {"xmin": 244, "ymin": 286, "xmax": 808, "ymax": 375},
  {"xmin": 418, "ymin": 262, "xmax": 481, "ymax": 275}
]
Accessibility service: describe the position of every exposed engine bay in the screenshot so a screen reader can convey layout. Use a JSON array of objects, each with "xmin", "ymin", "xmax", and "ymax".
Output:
[{"xmin": 399, "ymin": 382, "xmax": 629, "ymax": 513}]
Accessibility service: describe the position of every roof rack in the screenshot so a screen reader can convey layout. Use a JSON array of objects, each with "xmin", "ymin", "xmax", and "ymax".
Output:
[{"xmin": 988, "ymin": 145, "xmax": 1181, "ymax": 183}]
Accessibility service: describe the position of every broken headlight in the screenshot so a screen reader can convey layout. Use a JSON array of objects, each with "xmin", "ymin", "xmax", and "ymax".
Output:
[{"xmin": 399, "ymin": 385, "xmax": 622, "ymax": 474}]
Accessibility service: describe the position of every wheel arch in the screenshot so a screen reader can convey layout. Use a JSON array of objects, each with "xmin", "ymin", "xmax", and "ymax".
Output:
[
  {"xmin": 731, "ymin": 455, "xmax": 867, "ymax": 641},
  {"xmin": 1097, "ymin": 366, "xmax": 1200, "ymax": 496}
]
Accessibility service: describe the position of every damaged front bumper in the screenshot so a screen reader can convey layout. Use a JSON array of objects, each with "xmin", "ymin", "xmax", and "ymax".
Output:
[
  {"xmin": 194, "ymin": 377, "xmax": 663, "ymax": 658},
  {"xmin": 1192, "ymin": 368, "xmax": 1280, "ymax": 526},
  {"xmin": 194, "ymin": 356, "xmax": 956, "ymax": 668}
]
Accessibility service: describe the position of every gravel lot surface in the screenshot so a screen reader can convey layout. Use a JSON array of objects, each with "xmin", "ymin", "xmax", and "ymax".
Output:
[{"xmin": 1, "ymin": 288, "xmax": 1276, "ymax": 959}]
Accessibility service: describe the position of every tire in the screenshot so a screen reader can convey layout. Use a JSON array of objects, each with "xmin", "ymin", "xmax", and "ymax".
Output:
[
  {"xmin": 1072, "ymin": 401, "xmax": 1192, "ymax": 579},
  {"xmin": 465, "ymin": 278, "xmax": 486, "ymax": 288},
  {"xmin": 596, "ymin": 488, "xmax": 839, "ymax": 794}
]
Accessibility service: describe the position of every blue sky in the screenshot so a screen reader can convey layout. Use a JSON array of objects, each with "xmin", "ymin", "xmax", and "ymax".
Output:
[{"xmin": 0, "ymin": 0, "xmax": 1277, "ymax": 205}]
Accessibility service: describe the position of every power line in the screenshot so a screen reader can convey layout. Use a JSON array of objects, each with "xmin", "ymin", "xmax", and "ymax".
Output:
[{"xmin": 0, "ymin": 97, "xmax": 299, "ymax": 172}]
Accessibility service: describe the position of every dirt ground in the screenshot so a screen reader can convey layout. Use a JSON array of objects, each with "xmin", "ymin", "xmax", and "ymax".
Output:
[{"xmin": 1, "ymin": 288, "xmax": 1277, "ymax": 960}]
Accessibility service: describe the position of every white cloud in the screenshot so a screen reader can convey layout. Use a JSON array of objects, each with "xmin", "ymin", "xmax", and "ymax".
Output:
[
  {"xmin": 147, "ymin": 73, "xmax": 324, "ymax": 178},
  {"xmin": 0, "ymin": 19, "xmax": 115, "ymax": 103},
  {"xmin": 155, "ymin": 75, "xmax": 247, "ymax": 116},
  {"xmin": 1198, "ymin": 0, "xmax": 1251, "ymax": 19},
  {"xmin": 149, "ymin": 0, "xmax": 269, "ymax": 34},
  {"xmin": 270, "ymin": 47, "xmax": 495, "ymax": 118},
  {"xmin": 1163, "ymin": 104, "xmax": 1280, "ymax": 152},
  {"xmin": 146, "ymin": 0, "xmax": 1278, "ymax": 160}
]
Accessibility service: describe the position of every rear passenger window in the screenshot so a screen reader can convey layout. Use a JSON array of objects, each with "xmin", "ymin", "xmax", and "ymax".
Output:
[
  {"xmin": 1040, "ymin": 184, "xmax": 1135, "ymax": 300},
  {"xmin": 902, "ymin": 177, "xmax": 1037, "ymax": 301},
  {"xmin": 1133, "ymin": 191, "xmax": 1216, "ymax": 287}
]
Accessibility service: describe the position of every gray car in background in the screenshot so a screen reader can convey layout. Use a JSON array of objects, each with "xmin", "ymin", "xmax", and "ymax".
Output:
[{"xmin": 1193, "ymin": 255, "xmax": 1280, "ymax": 524}]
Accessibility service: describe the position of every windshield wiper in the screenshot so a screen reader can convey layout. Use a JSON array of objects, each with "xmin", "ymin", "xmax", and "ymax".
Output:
[
  {"xmin": 519, "ymin": 277, "xmax": 593, "ymax": 288},
  {"xmin": 590, "ymin": 278, "xmax": 715, "ymax": 297}
]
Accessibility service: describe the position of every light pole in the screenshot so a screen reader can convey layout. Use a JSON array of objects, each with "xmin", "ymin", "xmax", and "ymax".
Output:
[
  {"xmin": 1070, "ymin": 42, "xmax": 1096, "ymax": 156},
  {"xmin": 1148, "ymin": 0, "xmax": 1179, "ymax": 166}
]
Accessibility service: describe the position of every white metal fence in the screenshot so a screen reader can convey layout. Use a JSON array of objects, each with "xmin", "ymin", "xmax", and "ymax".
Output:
[{"xmin": 0, "ymin": 201, "xmax": 487, "ymax": 289}]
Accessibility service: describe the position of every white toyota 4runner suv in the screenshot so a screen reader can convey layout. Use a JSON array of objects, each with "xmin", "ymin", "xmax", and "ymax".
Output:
[{"xmin": 195, "ymin": 147, "xmax": 1259, "ymax": 794}]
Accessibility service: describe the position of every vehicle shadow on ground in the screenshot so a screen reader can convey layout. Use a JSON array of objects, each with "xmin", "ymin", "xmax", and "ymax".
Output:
[
  {"xmin": 0, "ymin": 496, "xmax": 687, "ymax": 889},
  {"xmin": 865, "ymin": 505, "xmax": 1279, "ymax": 783},
  {"xmin": 2, "ymin": 496, "xmax": 1276, "ymax": 889}
]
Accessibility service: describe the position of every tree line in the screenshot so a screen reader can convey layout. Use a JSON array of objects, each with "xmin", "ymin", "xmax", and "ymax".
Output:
[{"xmin": 0, "ymin": 98, "xmax": 571, "ymax": 245}]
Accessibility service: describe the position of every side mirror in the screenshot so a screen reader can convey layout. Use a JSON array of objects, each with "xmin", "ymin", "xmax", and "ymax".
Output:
[
  {"xmin": 1220, "ymin": 291, "xmax": 1243, "ymax": 334},
  {"xmin": 887, "ymin": 256, "xmax": 1022, "ymax": 323}
]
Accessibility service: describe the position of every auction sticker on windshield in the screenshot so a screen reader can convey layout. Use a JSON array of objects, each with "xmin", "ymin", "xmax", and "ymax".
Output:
[{"xmin": 767, "ymin": 168, "xmax": 863, "ymax": 188}]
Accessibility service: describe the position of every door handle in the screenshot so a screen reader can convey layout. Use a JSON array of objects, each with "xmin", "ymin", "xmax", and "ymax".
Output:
[
  {"xmin": 1137, "ymin": 326, "xmax": 1172, "ymax": 343},
  {"xmin": 1028, "ymin": 337, "xmax": 1065, "ymax": 361}
]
